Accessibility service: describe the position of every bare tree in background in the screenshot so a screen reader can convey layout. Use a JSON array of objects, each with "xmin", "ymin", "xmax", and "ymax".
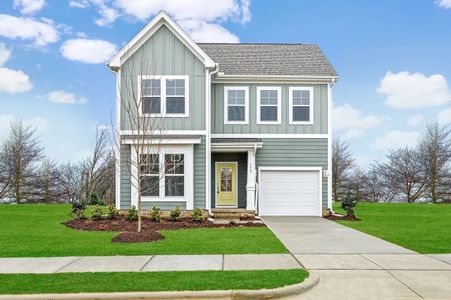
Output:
[
  {"xmin": 80, "ymin": 128, "xmax": 114, "ymax": 203},
  {"xmin": 362, "ymin": 162, "xmax": 396, "ymax": 202},
  {"xmin": 383, "ymin": 147, "xmax": 428, "ymax": 203},
  {"xmin": 37, "ymin": 158, "xmax": 60, "ymax": 203},
  {"xmin": 2, "ymin": 120, "xmax": 44, "ymax": 203},
  {"xmin": 349, "ymin": 166, "xmax": 365, "ymax": 200},
  {"xmin": 59, "ymin": 162, "xmax": 83, "ymax": 204},
  {"xmin": 0, "ymin": 140, "xmax": 14, "ymax": 199},
  {"xmin": 418, "ymin": 121, "xmax": 451, "ymax": 203},
  {"xmin": 332, "ymin": 138, "xmax": 355, "ymax": 201},
  {"xmin": 113, "ymin": 56, "xmax": 169, "ymax": 232}
]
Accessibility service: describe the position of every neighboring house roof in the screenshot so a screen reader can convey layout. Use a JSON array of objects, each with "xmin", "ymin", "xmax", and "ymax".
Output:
[{"xmin": 198, "ymin": 43, "xmax": 338, "ymax": 77}]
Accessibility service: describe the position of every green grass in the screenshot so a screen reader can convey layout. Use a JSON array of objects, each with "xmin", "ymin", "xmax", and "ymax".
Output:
[
  {"xmin": 0, "ymin": 204, "xmax": 287, "ymax": 257},
  {"xmin": 333, "ymin": 202, "xmax": 451, "ymax": 253},
  {"xmin": 0, "ymin": 269, "xmax": 308, "ymax": 294}
]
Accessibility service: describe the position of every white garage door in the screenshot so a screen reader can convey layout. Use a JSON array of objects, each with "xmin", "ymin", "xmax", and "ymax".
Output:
[{"xmin": 259, "ymin": 169, "xmax": 321, "ymax": 216}]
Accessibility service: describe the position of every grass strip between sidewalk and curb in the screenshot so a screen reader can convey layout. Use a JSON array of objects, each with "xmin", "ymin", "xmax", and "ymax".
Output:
[{"xmin": 0, "ymin": 269, "xmax": 308, "ymax": 295}]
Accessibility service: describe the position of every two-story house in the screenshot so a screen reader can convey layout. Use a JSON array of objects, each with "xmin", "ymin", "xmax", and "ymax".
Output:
[{"xmin": 108, "ymin": 11, "xmax": 338, "ymax": 217}]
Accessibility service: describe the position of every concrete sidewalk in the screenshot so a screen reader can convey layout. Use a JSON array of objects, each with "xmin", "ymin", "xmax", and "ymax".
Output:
[{"xmin": 0, "ymin": 254, "xmax": 302, "ymax": 274}]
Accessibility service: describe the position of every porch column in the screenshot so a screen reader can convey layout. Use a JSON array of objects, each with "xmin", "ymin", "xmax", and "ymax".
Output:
[{"xmin": 246, "ymin": 149, "xmax": 256, "ymax": 211}]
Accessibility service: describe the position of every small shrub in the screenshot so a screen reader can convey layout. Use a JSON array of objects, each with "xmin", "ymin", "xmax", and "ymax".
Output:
[
  {"xmin": 170, "ymin": 206, "xmax": 181, "ymax": 222},
  {"xmin": 341, "ymin": 191, "xmax": 358, "ymax": 217},
  {"xmin": 191, "ymin": 207, "xmax": 205, "ymax": 222},
  {"xmin": 91, "ymin": 205, "xmax": 103, "ymax": 220},
  {"xmin": 106, "ymin": 205, "xmax": 118, "ymax": 219},
  {"xmin": 71, "ymin": 201, "xmax": 86, "ymax": 219},
  {"xmin": 125, "ymin": 206, "xmax": 138, "ymax": 221},
  {"xmin": 89, "ymin": 193, "xmax": 104, "ymax": 205},
  {"xmin": 149, "ymin": 206, "xmax": 161, "ymax": 222}
]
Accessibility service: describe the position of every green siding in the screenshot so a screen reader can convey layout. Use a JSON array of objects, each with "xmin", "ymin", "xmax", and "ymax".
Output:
[
  {"xmin": 256, "ymin": 138, "xmax": 328, "ymax": 209},
  {"xmin": 120, "ymin": 24, "xmax": 206, "ymax": 131},
  {"xmin": 211, "ymin": 153, "xmax": 247, "ymax": 209},
  {"xmin": 119, "ymin": 144, "xmax": 131, "ymax": 210},
  {"xmin": 212, "ymin": 84, "xmax": 328, "ymax": 134},
  {"xmin": 119, "ymin": 138, "xmax": 207, "ymax": 210},
  {"xmin": 194, "ymin": 138, "xmax": 206, "ymax": 209}
]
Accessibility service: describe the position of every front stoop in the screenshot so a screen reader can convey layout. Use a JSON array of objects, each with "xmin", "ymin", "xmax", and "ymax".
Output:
[
  {"xmin": 211, "ymin": 209, "xmax": 258, "ymax": 224},
  {"xmin": 0, "ymin": 272, "xmax": 319, "ymax": 300}
]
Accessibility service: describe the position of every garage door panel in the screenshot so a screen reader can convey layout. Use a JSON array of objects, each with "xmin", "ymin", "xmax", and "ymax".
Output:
[{"xmin": 259, "ymin": 170, "xmax": 320, "ymax": 216}]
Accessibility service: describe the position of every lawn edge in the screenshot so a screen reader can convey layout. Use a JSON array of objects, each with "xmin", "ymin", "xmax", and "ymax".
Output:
[{"xmin": 0, "ymin": 271, "xmax": 318, "ymax": 300}]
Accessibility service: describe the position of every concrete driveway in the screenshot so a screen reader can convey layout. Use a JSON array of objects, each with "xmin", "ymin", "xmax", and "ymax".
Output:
[
  {"xmin": 262, "ymin": 216, "xmax": 414, "ymax": 254},
  {"xmin": 262, "ymin": 217, "xmax": 451, "ymax": 300}
]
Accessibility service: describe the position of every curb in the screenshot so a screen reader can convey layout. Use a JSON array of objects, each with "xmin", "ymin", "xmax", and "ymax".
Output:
[{"xmin": 0, "ymin": 272, "xmax": 319, "ymax": 300}]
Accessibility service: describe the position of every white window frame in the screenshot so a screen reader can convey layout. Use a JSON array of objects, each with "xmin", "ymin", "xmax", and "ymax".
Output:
[
  {"xmin": 256, "ymin": 86, "xmax": 282, "ymax": 125},
  {"xmin": 138, "ymin": 75, "xmax": 189, "ymax": 117},
  {"xmin": 131, "ymin": 144, "xmax": 194, "ymax": 209},
  {"xmin": 224, "ymin": 86, "xmax": 249, "ymax": 124},
  {"xmin": 289, "ymin": 87, "xmax": 314, "ymax": 125}
]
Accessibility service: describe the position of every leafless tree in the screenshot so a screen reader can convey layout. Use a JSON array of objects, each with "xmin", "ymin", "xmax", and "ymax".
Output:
[
  {"xmin": 2, "ymin": 120, "xmax": 44, "ymax": 203},
  {"xmin": 383, "ymin": 147, "xmax": 428, "ymax": 203},
  {"xmin": 0, "ymin": 140, "xmax": 14, "ymax": 199},
  {"xmin": 361, "ymin": 162, "xmax": 396, "ymax": 202},
  {"xmin": 36, "ymin": 158, "xmax": 61, "ymax": 203},
  {"xmin": 80, "ymin": 128, "xmax": 114, "ymax": 203},
  {"xmin": 349, "ymin": 166, "xmax": 365, "ymax": 200},
  {"xmin": 332, "ymin": 138, "xmax": 355, "ymax": 201},
  {"xmin": 418, "ymin": 121, "xmax": 451, "ymax": 203},
  {"xmin": 58, "ymin": 162, "xmax": 83, "ymax": 204},
  {"xmin": 113, "ymin": 56, "xmax": 169, "ymax": 232}
]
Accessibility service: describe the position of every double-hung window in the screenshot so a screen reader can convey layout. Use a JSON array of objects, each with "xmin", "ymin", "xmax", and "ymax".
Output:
[
  {"xmin": 140, "ymin": 154, "xmax": 160, "ymax": 196},
  {"xmin": 257, "ymin": 87, "xmax": 281, "ymax": 124},
  {"xmin": 289, "ymin": 87, "xmax": 313, "ymax": 124},
  {"xmin": 164, "ymin": 154, "xmax": 184, "ymax": 196},
  {"xmin": 224, "ymin": 86, "xmax": 249, "ymax": 124},
  {"xmin": 140, "ymin": 76, "xmax": 189, "ymax": 116}
]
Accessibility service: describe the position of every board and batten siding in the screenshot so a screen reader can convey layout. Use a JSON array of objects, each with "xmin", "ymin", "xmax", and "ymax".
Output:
[
  {"xmin": 211, "ymin": 83, "xmax": 328, "ymax": 134},
  {"xmin": 119, "ymin": 138, "xmax": 206, "ymax": 210},
  {"xmin": 255, "ymin": 138, "xmax": 328, "ymax": 209},
  {"xmin": 120, "ymin": 24, "xmax": 206, "ymax": 131}
]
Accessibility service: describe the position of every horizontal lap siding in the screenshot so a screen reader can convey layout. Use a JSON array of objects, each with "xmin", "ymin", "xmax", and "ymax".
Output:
[
  {"xmin": 212, "ymin": 84, "xmax": 328, "ymax": 134},
  {"xmin": 211, "ymin": 153, "xmax": 248, "ymax": 208},
  {"xmin": 120, "ymin": 24, "xmax": 206, "ymax": 131},
  {"xmin": 256, "ymin": 138, "xmax": 328, "ymax": 209},
  {"xmin": 141, "ymin": 202, "xmax": 186, "ymax": 211},
  {"xmin": 194, "ymin": 138, "xmax": 206, "ymax": 209},
  {"xmin": 120, "ymin": 144, "xmax": 131, "ymax": 209}
]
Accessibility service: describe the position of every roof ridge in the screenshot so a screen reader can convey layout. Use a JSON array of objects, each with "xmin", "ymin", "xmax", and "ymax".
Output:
[{"xmin": 198, "ymin": 43, "xmax": 318, "ymax": 46}]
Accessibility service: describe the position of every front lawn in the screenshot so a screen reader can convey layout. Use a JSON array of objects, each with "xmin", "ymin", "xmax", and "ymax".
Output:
[
  {"xmin": 333, "ymin": 202, "xmax": 451, "ymax": 253},
  {"xmin": 0, "ymin": 269, "xmax": 308, "ymax": 294},
  {"xmin": 0, "ymin": 204, "xmax": 287, "ymax": 257}
]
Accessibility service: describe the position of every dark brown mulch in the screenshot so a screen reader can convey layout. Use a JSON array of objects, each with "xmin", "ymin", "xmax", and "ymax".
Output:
[
  {"xmin": 324, "ymin": 214, "xmax": 361, "ymax": 221},
  {"xmin": 63, "ymin": 216, "xmax": 265, "ymax": 243}
]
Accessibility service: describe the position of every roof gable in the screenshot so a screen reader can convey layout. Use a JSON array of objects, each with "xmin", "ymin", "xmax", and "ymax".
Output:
[{"xmin": 108, "ymin": 11, "xmax": 215, "ymax": 70}]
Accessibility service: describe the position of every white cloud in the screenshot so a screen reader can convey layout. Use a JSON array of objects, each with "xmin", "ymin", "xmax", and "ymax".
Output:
[
  {"xmin": 177, "ymin": 19, "xmax": 239, "ymax": 43},
  {"xmin": 0, "ymin": 114, "xmax": 49, "ymax": 138},
  {"xmin": 0, "ymin": 68, "xmax": 33, "ymax": 94},
  {"xmin": 60, "ymin": 38, "xmax": 117, "ymax": 64},
  {"xmin": 372, "ymin": 131, "xmax": 420, "ymax": 150},
  {"xmin": 332, "ymin": 103, "xmax": 382, "ymax": 139},
  {"xmin": 0, "ymin": 14, "xmax": 59, "ymax": 46},
  {"xmin": 407, "ymin": 114, "xmax": 425, "ymax": 127},
  {"xmin": 436, "ymin": 0, "xmax": 451, "ymax": 8},
  {"xmin": 13, "ymin": 0, "xmax": 45, "ymax": 15},
  {"xmin": 437, "ymin": 107, "xmax": 451, "ymax": 124},
  {"xmin": 69, "ymin": 0, "xmax": 89, "ymax": 8},
  {"xmin": 47, "ymin": 90, "xmax": 88, "ymax": 104},
  {"xmin": 0, "ymin": 43, "xmax": 12, "ymax": 66},
  {"xmin": 377, "ymin": 71, "xmax": 451, "ymax": 109}
]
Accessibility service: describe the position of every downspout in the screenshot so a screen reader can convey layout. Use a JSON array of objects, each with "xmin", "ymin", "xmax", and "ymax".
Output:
[
  {"xmin": 206, "ymin": 63, "xmax": 219, "ymax": 215},
  {"xmin": 327, "ymin": 77, "xmax": 337, "ymax": 214}
]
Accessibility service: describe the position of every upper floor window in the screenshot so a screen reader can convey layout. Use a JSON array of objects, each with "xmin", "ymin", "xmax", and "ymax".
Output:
[
  {"xmin": 289, "ymin": 87, "xmax": 313, "ymax": 124},
  {"xmin": 224, "ymin": 86, "xmax": 249, "ymax": 124},
  {"xmin": 257, "ymin": 87, "xmax": 281, "ymax": 124},
  {"xmin": 140, "ymin": 76, "xmax": 189, "ymax": 117}
]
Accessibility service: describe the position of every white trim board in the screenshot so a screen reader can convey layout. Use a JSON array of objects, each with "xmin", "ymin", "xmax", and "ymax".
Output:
[
  {"xmin": 257, "ymin": 166, "xmax": 323, "ymax": 217},
  {"xmin": 120, "ymin": 130, "xmax": 206, "ymax": 135},
  {"xmin": 211, "ymin": 134, "xmax": 328, "ymax": 139},
  {"xmin": 214, "ymin": 161, "xmax": 239, "ymax": 208}
]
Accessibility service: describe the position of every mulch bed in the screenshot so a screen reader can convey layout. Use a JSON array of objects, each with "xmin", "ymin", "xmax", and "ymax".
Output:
[
  {"xmin": 324, "ymin": 214, "xmax": 361, "ymax": 221},
  {"xmin": 63, "ymin": 216, "xmax": 265, "ymax": 243}
]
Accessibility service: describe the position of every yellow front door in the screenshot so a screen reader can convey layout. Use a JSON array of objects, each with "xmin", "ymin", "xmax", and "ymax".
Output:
[{"xmin": 216, "ymin": 163, "xmax": 237, "ymax": 207}]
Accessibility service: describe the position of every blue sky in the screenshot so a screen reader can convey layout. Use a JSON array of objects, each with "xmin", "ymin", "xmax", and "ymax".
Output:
[{"xmin": 1, "ymin": 0, "xmax": 451, "ymax": 166}]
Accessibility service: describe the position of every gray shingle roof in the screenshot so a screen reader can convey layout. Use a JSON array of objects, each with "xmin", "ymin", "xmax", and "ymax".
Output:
[{"xmin": 198, "ymin": 43, "xmax": 338, "ymax": 77}]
